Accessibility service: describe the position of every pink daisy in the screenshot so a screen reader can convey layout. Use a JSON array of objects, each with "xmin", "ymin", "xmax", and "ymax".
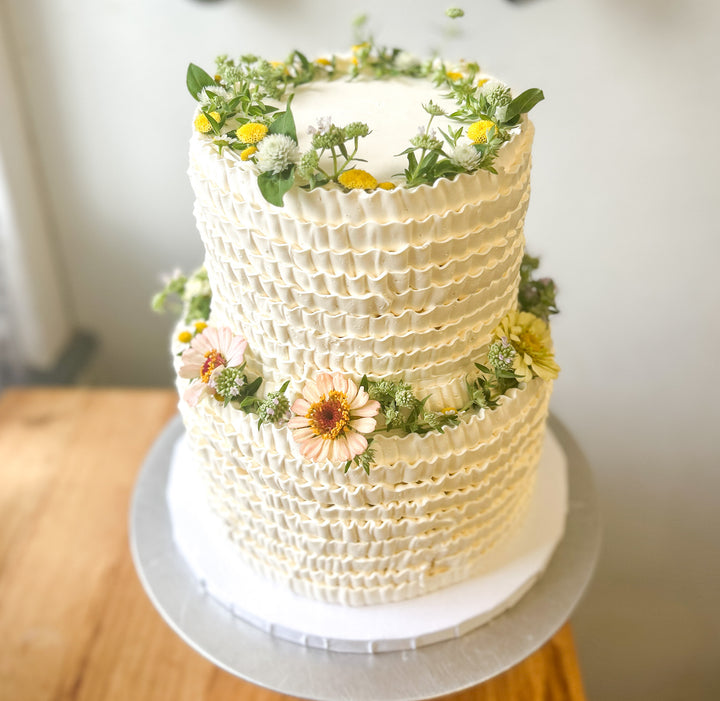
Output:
[
  {"xmin": 178, "ymin": 326, "xmax": 247, "ymax": 406},
  {"xmin": 288, "ymin": 373, "xmax": 380, "ymax": 463}
]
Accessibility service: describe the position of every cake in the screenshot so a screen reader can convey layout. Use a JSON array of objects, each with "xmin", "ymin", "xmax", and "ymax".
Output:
[{"xmin": 154, "ymin": 42, "xmax": 561, "ymax": 611}]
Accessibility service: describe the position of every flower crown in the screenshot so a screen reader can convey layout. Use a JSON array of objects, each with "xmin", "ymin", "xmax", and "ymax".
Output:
[{"xmin": 187, "ymin": 39, "xmax": 543, "ymax": 206}]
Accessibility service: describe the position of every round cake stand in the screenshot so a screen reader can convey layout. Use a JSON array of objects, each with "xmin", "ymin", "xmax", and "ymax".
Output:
[{"xmin": 129, "ymin": 415, "xmax": 600, "ymax": 701}]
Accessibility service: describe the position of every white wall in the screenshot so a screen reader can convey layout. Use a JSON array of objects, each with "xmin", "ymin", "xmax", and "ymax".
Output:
[{"xmin": 3, "ymin": 0, "xmax": 719, "ymax": 698}]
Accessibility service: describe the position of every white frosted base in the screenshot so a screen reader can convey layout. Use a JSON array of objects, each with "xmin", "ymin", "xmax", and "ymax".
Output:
[{"xmin": 167, "ymin": 429, "xmax": 567, "ymax": 653}]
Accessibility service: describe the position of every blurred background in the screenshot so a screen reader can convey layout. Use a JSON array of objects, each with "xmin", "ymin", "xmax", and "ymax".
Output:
[{"xmin": 1, "ymin": 0, "xmax": 719, "ymax": 698}]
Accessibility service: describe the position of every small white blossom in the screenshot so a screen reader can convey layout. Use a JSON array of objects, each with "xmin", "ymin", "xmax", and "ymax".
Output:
[
  {"xmin": 255, "ymin": 134, "xmax": 300, "ymax": 174},
  {"xmin": 160, "ymin": 268, "xmax": 183, "ymax": 285},
  {"xmin": 184, "ymin": 276, "xmax": 211, "ymax": 299},
  {"xmin": 307, "ymin": 115, "xmax": 333, "ymax": 135},
  {"xmin": 449, "ymin": 139, "xmax": 482, "ymax": 171},
  {"xmin": 395, "ymin": 51, "xmax": 420, "ymax": 72},
  {"xmin": 480, "ymin": 79, "xmax": 512, "ymax": 108},
  {"xmin": 199, "ymin": 85, "xmax": 230, "ymax": 105}
]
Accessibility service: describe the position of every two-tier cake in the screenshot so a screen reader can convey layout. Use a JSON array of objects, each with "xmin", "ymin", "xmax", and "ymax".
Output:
[{"xmin": 154, "ymin": 42, "xmax": 562, "ymax": 617}]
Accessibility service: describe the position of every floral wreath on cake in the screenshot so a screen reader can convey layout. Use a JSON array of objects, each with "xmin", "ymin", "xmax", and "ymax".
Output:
[
  {"xmin": 153, "ymin": 255, "xmax": 559, "ymax": 474},
  {"xmin": 186, "ymin": 12, "xmax": 544, "ymax": 206}
]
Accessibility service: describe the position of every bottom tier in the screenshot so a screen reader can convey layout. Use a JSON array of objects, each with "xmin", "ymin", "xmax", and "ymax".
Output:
[{"xmin": 177, "ymin": 376, "xmax": 553, "ymax": 606}]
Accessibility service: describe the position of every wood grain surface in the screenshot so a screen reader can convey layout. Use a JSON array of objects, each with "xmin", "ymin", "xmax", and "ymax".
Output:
[{"xmin": 0, "ymin": 388, "xmax": 586, "ymax": 701}]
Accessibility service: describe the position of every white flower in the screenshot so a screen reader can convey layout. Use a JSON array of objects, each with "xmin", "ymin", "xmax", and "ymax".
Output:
[
  {"xmin": 199, "ymin": 84, "xmax": 230, "ymax": 105},
  {"xmin": 481, "ymin": 79, "xmax": 512, "ymax": 108},
  {"xmin": 395, "ymin": 51, "xmax": 420, "ymax": 72},
  {"xmin": 184, "ymin": 276, "xmax": 211, "ymax": 299},
  {"xmin": 255, "ymin": 134, "xmax": 300, "ymax": 174},
  {"xmin": 449, "ymin": 139, "xmax": 482, "ymax": 171},
  {"xmin": 307, "ymin": 115, "xmax": 332, "ymax": 136}
]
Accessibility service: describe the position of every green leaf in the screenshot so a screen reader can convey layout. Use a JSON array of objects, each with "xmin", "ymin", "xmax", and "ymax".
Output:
[
  {"xmin": 504, "ymin": 88, "xmax": 545, "ymax": 122},
  {"xmin": 187, "ymin": 63, "xmax": 216, "ymax": 100},
  {"xmin": 245, "ymin": 376, "xmax": 263, "ymax": 396},
  {"xmin": 475, "ymin": 363, "xmax": 491, "ymax": 374},
  {"xmin": 257, "ymin": 165, "xmax": 296, "ymax": 206},
  {"xmin": 269, "ymin": 95, "xmax": 297, "ymax": 141}
]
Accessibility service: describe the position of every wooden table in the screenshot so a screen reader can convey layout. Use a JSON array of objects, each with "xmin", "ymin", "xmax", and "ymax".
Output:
[{"xmin": 0, "ymin": 388, "xmax": 587, "ymax": 701}]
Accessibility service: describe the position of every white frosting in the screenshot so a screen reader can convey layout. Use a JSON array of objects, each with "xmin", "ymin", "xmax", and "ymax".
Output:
[
  {"xmin": 291, "ymin": 77, "xmax": 463, "ymax": 182},
  {"xmin": 175, "ymin": 73, "xmax": 555, "ymax": 606}
]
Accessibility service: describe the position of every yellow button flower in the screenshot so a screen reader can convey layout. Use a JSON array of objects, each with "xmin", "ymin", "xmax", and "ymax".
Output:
[
  {"xmin": 337, "ymin": 169, "xmax": 378, "ymax": 190},
  {"xmin": 177, "ymin": 330, "xmax": 193, "ymax": 344},
  {"xmin": 236, "ymin": 122, "xmax": 269, "ymax": 144},
  {"xmin": 446, "ymin": 71, "xmax": 463, "ymax": 81},
  {"xmin": 377, "ymin": 181, "xmax": 396, "ymax": 191},
  {"xmin": 194, "ymin": 111, "xmax": 221, "ymax": 133},
  {"xmin": 240, "ymin": 146, "xmax": 257, "ymax": 161},
  {"xmin": 467, "ymin": 120, "xmax": 496, "ymax": 144}
]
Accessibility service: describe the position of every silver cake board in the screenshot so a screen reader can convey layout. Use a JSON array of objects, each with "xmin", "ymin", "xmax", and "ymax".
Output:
[{"xmin": 130, "ymin": 415, "xmax": 600, "ymax": 701}]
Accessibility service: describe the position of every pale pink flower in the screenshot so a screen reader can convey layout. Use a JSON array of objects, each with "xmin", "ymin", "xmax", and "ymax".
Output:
[
  {"xmin": 178, "ymin": 326, "xmax": 247, "ymax": 406},
  {"xmin": 288, "ymin": 373, "xmax": 380, "ymax": 463}
]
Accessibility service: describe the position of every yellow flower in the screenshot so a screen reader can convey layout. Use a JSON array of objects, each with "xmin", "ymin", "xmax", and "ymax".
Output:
[
  {"xmin": 236, "ymin": 122, "xmax": 268, "ymax": 144},
  {"xmin": 177, "ymin": 330, "xmax": 193, "ymax": 344},
  {"xmin": 240, "ymin": 145, "xmax": 257, "ymax": 161},
  {"xmin": 493, "ymin": 311, "xmax": 560, "ymax": 382},
  {"xmin": 467, "ymin": 119, "xmax": 496, "ymax": 144},
  {"xmin": 194, "ymin": 111, "xmax": 221, "ymax": 133},
  {"xmin": 477, "ymin": 77, "xmax": 489, "ymax": 87},
  {"xmin": 351, "ymin": 56, "xmax": 359, "ymax": 66},
  {"xmin": 446, "ymin": 71, "xmax": 463, "ymax": 81},
  {"xmin": 315, "ymin": 57, "xmax": 331, "ymax": 66},
  {"xmin": 337, "ymin": 169, "xmax": 378, "ymax": 190},
  {"xmin": 194, "ymin": 321, "xmax": 208, "ymax": 333},
  {"xmin": 351, "ymin": 42, "xmax": 369, "ymax": 53},
  {"xmin": 377, "ymin": 181, "xmax": 396, "ymax": 190}
]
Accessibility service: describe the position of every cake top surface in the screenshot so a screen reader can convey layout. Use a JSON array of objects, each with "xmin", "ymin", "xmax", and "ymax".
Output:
[
  {"xmin": 187, "ymin": 42, "xmax": 543, "ymax": 205},
  {"xmin": 291, "ymin": 77, "xmax": 459, "ymax": 182}
]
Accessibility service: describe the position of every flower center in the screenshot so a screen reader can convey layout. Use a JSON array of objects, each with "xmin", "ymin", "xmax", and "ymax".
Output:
[
  {"xmin": 517, "ymin": 331, "xmax": 545, "ymax": 357},
  {"xmin": 308, "ymin": 390, "xmax": 350, "ymax": 440},
  {"xmin": 201, "ymin": 349, "xmax": 226, "ymax": 383}
]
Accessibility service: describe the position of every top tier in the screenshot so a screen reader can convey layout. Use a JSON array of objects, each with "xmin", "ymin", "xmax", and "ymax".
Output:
[{"xmin": 187, "ymin": 50, "xmax": 541, "ymax": 408}]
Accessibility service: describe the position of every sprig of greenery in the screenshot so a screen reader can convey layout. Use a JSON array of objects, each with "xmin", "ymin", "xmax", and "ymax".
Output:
[
  {"xmin": 464, "ymin": 362, "xmax": 520, "ymax": 412},
  {"xmin": 298, "ymin": 120, "xmax": 372, "ymax": 190},
  {"xmin": 518, "ymin": 254, "xmax": 559, "ymax": 321},
  {"xmin": 152, "ymin": 267, "xmax": 211, "ymax": 324}
]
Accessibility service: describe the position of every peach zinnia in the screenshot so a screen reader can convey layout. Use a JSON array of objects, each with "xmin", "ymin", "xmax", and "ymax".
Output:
[
  {"xmin": 179, "ymin": 326, "xmax": 247, "ymax": 406},
  {"xmin": 288, "ymin": 373, "xmax": 380, "ymax": 463}
]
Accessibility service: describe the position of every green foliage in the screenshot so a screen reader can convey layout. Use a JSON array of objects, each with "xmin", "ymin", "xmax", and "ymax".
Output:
[
  {"xmin": 518, "ymin": 254, "xmax": 559, "ymax": 321},
  {"xmin": 152, "ymin": 273, "xmax": 186, "ymax": 314},
  {"xmin": 344, "ymin": 440, "xmax": 376, "ymax": 475},
  {"xmin": 268, "ymin": 96, "xmax": 297, "ymax": 141},
  {"xmin": 465, "ymin": 362, "xmax": 520, "ymax": 412},
  {"xmin": 186, "ymin": 63, "xmax": 216, "ymax": 99},
  {"xmin": 504, "ymin": 89, "xmax": 545, "ymax": 124},
  {"xmin": 152, "ymin": 267, "xmax": 211, "ymax": 324},
  {"xmin": 301, "ymin": 119, "xmax": 372, "ymax": 190},
  {"xmin": 258, "ymin": 166, "xmax": 296, "ymax": 207},
  {"xmin": 366, "ymin": 377, "xmax": 459, "ymax": 436}
]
